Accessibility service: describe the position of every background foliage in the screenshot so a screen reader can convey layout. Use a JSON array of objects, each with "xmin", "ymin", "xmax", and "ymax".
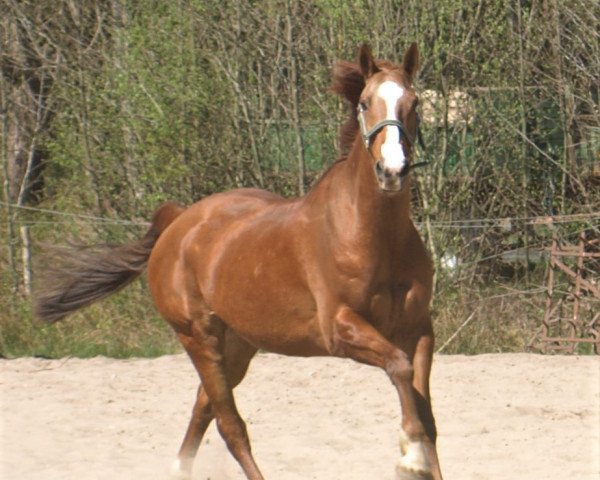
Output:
[{"xmin": 1, "ymin": 0, "xmax": 599, "ymax": 357}]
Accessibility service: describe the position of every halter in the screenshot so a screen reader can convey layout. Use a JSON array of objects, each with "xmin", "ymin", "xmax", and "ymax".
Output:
[{"xmin": 357, "ymin": 104, "xmax": 427, "ymax": 171}]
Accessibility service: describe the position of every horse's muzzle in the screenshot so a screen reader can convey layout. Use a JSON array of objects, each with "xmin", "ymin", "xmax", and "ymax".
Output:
[{"xmin": 375, "ymin": 160, "xmax": 408, "ymax": 192}]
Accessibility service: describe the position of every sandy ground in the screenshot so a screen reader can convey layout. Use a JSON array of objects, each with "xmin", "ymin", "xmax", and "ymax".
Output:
[{"xmin": 1, "ymin": 353, "xmax": 599, "ymax": 480}]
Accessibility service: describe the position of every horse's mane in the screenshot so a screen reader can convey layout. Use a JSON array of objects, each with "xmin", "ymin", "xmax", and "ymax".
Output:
[
  {"xmin": 330, "ymin": 58, "xmax": 396, "ymax": 157},
  {"xmin": 309, "ymin": 57, "xmax": 398, "ymax": 192}
]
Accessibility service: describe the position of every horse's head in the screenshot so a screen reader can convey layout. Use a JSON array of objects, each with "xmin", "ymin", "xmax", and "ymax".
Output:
[{"xmin": 356, "ymin": 43, "xmax": 421, "ymax": 192}]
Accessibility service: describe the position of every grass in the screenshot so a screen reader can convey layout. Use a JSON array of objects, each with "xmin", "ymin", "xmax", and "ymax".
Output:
[
  {"xmin": 0, "ymin": 278, "xmax": 180, "ymax": 359},
  {"xmin": 432, "ymin": 278, "xmax": 543, "ymax": 354},
  {"xmin": 1, "ymin": 267, "xmax": 594, "ymax": 359}
]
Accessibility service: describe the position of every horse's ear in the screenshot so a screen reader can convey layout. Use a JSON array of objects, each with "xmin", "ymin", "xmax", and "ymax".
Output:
[
  {"xmin": 358, "ymin": 43, "xmax": 380, "ymax": 79},
  {"xmin": 402, "ymin": 42, "xmax": 420, "ymax": 83}
]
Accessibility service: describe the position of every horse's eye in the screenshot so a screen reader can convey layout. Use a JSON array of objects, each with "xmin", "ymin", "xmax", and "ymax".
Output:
[{"xmin": 358, "ymin": 101, "xmax": 368, "ymax": 112}]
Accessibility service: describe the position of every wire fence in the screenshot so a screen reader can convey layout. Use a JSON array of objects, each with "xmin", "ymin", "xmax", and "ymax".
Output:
[
  {"xmin": 0, "ymin": 201, "xmax": 150, "ymax": 226},
  {"xmin": 3, "ymin": 200, "xmax": 599, "ymax": 230},
  {"xmin": 2, "ymin": 201, "xmax": 598, "ymax": 354}
]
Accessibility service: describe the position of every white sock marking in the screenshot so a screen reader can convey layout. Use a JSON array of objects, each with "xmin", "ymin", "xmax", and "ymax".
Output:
[
  {"xmin": 170, "ymin": 458, "xmax": 192, "ymax": 480},
  {"xmin": 397, "ymin": 428, "xmax": 431, "ymax": 474}
]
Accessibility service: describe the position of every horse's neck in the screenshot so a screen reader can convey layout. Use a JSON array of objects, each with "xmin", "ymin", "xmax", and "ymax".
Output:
[{"xmin": 317, "ymin": 138, "xmax": 413, "ymax": 250}]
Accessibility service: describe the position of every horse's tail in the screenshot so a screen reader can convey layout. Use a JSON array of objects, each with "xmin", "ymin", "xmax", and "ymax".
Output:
[{"xmin": 34, "ymin": 202, "xmax": 186, "ymax": 323}]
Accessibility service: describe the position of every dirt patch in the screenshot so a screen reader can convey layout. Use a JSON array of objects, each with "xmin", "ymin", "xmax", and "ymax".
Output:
[{"xmin": 1, "ymin": 353, "xmax": 598, "ymax": 479}]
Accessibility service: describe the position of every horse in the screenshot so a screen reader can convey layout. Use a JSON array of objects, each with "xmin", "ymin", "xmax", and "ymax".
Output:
[{"xmin": 35, "ymin": 43, "xmax": 443, "ymax": 480}]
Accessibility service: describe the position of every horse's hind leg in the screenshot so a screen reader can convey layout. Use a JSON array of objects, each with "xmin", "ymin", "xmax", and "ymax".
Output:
[
  {"xmin": 175, "ymin": 329, "xmax": 257, "ymax": 476},
  {"xmin": 171, "ymin": 383, "xmax": 212, "ymax": 478},
  {"xmin": 175, "ymin": 314, "xmax": 262, "ymax": 480}
]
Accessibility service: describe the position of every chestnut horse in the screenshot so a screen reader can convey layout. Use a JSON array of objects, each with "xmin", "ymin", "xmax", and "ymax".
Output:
[{"xmin": 35, "ymin": 44, "xmax": 442, "ymax": 480}]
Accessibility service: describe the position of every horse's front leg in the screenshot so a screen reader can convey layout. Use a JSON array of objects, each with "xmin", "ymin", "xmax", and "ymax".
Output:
[
  {"xmin": 399, "ymin": 325, "xmax": 443, "ymax": 480},
  {"xmin": 331, "ymin": 306, "xmax": 436, "ymax": 480}
]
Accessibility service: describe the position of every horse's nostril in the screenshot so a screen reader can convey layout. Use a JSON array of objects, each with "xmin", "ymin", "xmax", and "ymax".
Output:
[
  {"xmin": 385, "ymin": 169, "xmax": 392, "ymax": 178},
  {"xmin": 375, "ymin": 161, "xmax": 384, "ymax": 174}
]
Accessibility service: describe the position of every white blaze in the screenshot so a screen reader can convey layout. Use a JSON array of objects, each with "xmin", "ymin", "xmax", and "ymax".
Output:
[{"xmin": 376, "ymin": 81, "xmax": 405, "ymax": 171}]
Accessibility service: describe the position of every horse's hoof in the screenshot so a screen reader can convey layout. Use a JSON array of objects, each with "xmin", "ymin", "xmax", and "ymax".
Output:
[
  {"xmin": 170, "ymin": 459, "xmax": 193, "ymax": 480},
  {"xmin": 396, "ymin": 431, "xmax": 432, "ymax": 480},
  {"xmin": 395, "ymin": 463, "xmax": 434, "ymax": 480}
]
